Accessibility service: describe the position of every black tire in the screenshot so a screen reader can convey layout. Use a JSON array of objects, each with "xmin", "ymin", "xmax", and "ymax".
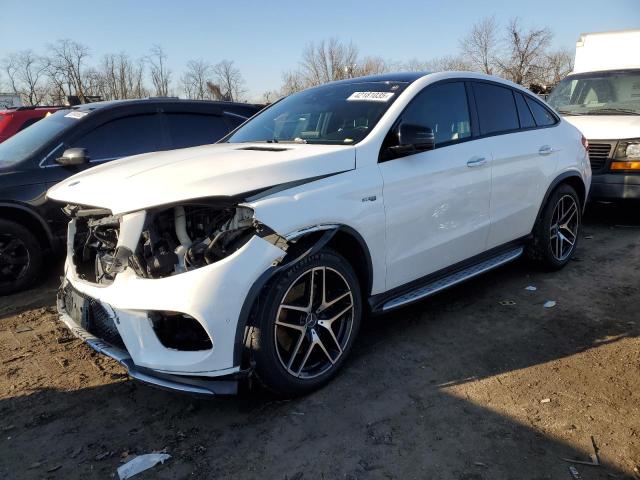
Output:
[
  {"xmin": 250, "ymin": 248, "xmax": 362, "ymax": 396},
  {"xmin": 527, "ymin": 183, "xmax": 581, "ymax": 270},
  {"xmin": 0, "ymin": 219, "xmax": 43, "ymax": 296}
]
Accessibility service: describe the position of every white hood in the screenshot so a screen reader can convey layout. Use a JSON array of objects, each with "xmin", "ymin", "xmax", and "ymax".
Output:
[
  {"xmin": 47, "ymin": 143, "xmax": 355, "ymax": 214},
  {"xmin": 563, "ymin": 115, "xmax": 640, "ymax": 140}
]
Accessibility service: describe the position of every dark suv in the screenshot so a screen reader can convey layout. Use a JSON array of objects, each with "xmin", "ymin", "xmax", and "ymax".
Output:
[{"xmin": 0, "ymin": 98, "xmax": 262, "ymax": 295}]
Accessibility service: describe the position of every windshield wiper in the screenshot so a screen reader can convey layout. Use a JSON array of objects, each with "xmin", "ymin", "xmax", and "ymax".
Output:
[
  {"xmin": 588, "ymin": 108, "xmax": 640, "ymax": 115},
  {"xmin": 272, "ymin": 138, "xmax": 308, "ymax": 144},
  {"xmin": 558, "ymin": 110, "xmax": 587, "ymax": 116}
]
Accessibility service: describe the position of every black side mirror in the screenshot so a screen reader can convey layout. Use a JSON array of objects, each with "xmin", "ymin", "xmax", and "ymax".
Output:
[
  {"xmin": 388, "ymin": 123, "xmax": 435, "ymax": 156},
  {"xmin": 56, "ymin": 148, "xmax": 89, "ymax": 166}
]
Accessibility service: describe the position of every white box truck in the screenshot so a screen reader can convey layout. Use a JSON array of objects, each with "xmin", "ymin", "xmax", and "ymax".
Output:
[{"xmin": 547, "ymin": 29, "xmax": 640, "ymax": 200}]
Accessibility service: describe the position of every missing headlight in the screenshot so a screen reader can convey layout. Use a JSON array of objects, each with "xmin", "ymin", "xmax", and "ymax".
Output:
[{"xmin": 130, "ymin": 204, "xmax": 277, "ymax": 279}]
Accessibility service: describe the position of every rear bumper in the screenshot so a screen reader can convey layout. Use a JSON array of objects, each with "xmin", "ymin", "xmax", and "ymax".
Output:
[
  {"xmin": 56, "ymin": 290, "xmax": 240, "ymax": 396},
  {"xmin": 590, "ymin": 173, "xmax": 640, "ymax": 200}
]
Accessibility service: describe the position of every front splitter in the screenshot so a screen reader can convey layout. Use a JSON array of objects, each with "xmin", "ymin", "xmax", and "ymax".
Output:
[{"xmin": 56, "ymin": 294, "xmax": 239, "ymax": 396}]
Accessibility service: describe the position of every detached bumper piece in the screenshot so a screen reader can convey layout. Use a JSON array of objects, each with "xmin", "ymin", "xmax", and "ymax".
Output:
[{"xmin": 57, "ymin": 283, "xmax": 239, "ymax": 396}]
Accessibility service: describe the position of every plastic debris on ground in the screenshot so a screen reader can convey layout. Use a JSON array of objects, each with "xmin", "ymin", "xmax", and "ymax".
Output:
[
  {"xmin": 540, "ymin": 398, "xmax": 551, "ymax": 403},
  {"xmin": 117, "ymin": 453, "xmax": 171, "ymax": 480},
  {"xmin": 525, "ymin": 285, "xmax": 537, "ymax": 291},
  {"xmin": 543, "ymin": 300, "xmax": 556, "ymax": 308},
  {"xmin": 568, "ymin": 465, "xmax": 583, "ymax": 480}
]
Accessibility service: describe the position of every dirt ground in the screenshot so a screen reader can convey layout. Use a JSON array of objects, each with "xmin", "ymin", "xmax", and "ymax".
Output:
[{"xmin": 0, "ymin": 202, "xmax": 638, "ymax": 480}]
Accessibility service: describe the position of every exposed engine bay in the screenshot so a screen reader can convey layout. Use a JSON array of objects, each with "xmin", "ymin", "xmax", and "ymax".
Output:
[{"xmin": 68, "ymin": 204, "xmax": 287, "ymax": 285}]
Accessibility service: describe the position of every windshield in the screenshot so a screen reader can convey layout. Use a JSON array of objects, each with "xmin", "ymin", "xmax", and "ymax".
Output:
[
  {"xmin": 548, "ymin": 69, "xmax": 640, "ymax": 116},
  {"xmin": 0, "ymin": 109, "xmax": 76, "ymax": 169},
  {"xmin": 227, "ymin": 81, "xmax": 409, "ymax": 145}
]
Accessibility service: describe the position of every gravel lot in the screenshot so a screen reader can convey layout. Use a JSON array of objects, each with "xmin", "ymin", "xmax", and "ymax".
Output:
[{"xmin": 0, "ymin": 202, "xmax": 638, "ymax": 480}]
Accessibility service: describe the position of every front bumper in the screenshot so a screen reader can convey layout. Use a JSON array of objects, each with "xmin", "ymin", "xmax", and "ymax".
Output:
[
  {"xmin": 590, "ymin": 173, "xmax": 640, "ymax": 200},
  {"xmin": 56, "ymin": 288, "xmax": 240, "ymax": 395},
  {"xmin": 59, "ymin": 214, "xmax": 285, "ymax": 391}
]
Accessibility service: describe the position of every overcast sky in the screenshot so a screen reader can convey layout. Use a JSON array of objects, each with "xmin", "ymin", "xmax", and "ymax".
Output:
[{"xmin": 1, "ymin": 0, "xmax": 638, "ymax": 100}]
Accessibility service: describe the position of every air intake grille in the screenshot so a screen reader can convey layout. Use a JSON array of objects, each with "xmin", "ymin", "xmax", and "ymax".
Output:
[
  {"xmin": 588, "ymin": 142, "xmax": 614, "ymax": 171},
  {"xmin": 85, "ymin": 300, "xmax": 125, "ymax": 349}
]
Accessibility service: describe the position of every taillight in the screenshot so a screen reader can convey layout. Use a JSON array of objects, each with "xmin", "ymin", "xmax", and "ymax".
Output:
[{"xmin": 581, "ymin": 135, "xmax": 589, "ymax": 151}]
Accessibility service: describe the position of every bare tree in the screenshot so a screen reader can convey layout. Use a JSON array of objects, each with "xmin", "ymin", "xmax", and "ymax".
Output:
[
  {"xmin": 539, "ymin": 48, "xmax": 574, "ymax": 87},
  {"xmin": 357, "ymin": 56, "xmax": 391, "ymax": 76},
  {"xmin": 181, "ymin": 59, "xmax": 212, "ymax": 99},
  {"xmin": 212, "ymin": 60, "xmax": 246, "ymax": 102},
  {"xmin": 280, "ymin": 70, "xmax": 306, "ymax": 95},
  {"xmin": 300, "ymin": 38, "xmax": 359, "ymax": 85},
  {"xmin": 260, "ymin": 89, "xmax": 280, "ymax": 104},
  {"xmin": 404, "ymin": 55, "xmax": 471, "ymax": 73},
  {"xmin": 98, "ymin": 53, "xmax": 147, "ymax": 100},
  {"xmin": 426, "ymin": 55, "xmax": 472, "ymax": 72},
  {"xmin": 497, "ymin": 18, "xmax": 553, "ymax": 86},
  {"xmin": 460, "ymin": 16, "xmax": 499, "ymax": 74},
  {"xmin": 47, "ymin": 39, "xmax": 91, "ymax": 102},
  {"xmin": 147, "ymin": 45, "xmax": 171, "ymax": 96},
  {"xmin": 2, "ymin": 50, "xmax": 49, "ymax": 105}
]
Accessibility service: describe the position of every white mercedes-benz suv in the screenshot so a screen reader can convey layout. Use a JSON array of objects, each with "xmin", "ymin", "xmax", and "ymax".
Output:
[{"xmin": 48, "ymin": 72, "xmax": 591, "ymax": 396}]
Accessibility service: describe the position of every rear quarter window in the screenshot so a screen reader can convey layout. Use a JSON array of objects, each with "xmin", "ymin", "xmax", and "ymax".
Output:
[
  {"xmin": 525, "ymin": 96, "xmax": 557, "ymax": 127},
  {"xmin": 514, "ymin": 92, "xmax": 536, "ymax": 129},
  {"xmin": 473, "ymin": 82, "xmax": 520, "ymax": 135}
]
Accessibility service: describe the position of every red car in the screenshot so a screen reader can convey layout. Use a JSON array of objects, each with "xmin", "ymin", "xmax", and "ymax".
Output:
[{"xmin": 0, "ymin": 106, "xmax": 65, "ymax": 143}]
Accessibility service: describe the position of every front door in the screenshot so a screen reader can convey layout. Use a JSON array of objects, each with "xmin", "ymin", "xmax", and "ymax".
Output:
[{"xmin": 379, "ymin": 81, "xmax": 492, "ymax": 290}]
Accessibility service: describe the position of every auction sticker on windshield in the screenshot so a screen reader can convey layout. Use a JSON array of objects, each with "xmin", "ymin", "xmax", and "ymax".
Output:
[
  {"xmin": 64, "ymin": 111, "xmax": 89, "ymax": 119},
  {"xmin": 347, "ymin": 92, "xmax": 395, "ymax": 102}
]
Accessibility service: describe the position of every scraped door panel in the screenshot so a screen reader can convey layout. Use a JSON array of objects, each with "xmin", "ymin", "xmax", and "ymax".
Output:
[{"xmin": 380, "ymin": 139, "xmax": 492, "ymax": 290}]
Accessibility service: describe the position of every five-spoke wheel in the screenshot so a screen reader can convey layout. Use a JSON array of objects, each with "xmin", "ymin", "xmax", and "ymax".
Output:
[
  {"xmin": 251, "ymin": 249, "xmax": 361, "ymax": 396},
  {"xmin": 527, "ymin": 183, "xmax": 582, "ymax": 270},
  {"xmin": 275, "ymin": 266, "xmax": 355, "ymax": 379},
  {"xmin": 549, "ymin": 194, "xmax": 579, "ymax": 262}
]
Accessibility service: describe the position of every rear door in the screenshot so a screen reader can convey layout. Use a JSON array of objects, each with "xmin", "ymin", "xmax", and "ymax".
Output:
[
  {"xmin": 472, "ymin": 82, "xmax": 559, "ymax": 248},
  {"xmin": 164, "ymin": 112, "xmax": 232, "ymax": 149},
  {"xmin": 379, "ymin": 81, "xmax": 493, "ymax": 290}
]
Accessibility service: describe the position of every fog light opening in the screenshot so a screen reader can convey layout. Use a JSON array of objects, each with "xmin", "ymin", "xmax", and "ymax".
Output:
[{"xmin": 149, "ymin": 312, "xmax": 213, "ymax": 351}]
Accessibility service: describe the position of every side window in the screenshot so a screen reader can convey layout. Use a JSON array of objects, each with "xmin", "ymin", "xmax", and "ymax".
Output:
[
  {"xmin": 401, "ymin": 82, "xmax": 471, "ymax": 147},
  {"xmin": 71, "ymin": 114, "xmax": 162, "ymax": 161},
  {"xmin": 514, "ymin": 92, "xmax": 536, "ymax": 129},
  {"xmin": 525, "ymin": 97, "xmax": 557, "ymax": 127},
  {"xmin": 224, "ymin": 113, "xmax": 247, "ymax": 130},
  {"xmin": 166, "ymin": 113, "xmax": 229, "ymax": 149},
  {"xmin": 474, "ymin": 82, "xmax": 520, "ymax": 135}
]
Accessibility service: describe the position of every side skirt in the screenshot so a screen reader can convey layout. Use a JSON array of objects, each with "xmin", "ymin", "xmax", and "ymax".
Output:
[{"xmin": 369, "ymin": 240, "xmax": 527, "ymax": 313}]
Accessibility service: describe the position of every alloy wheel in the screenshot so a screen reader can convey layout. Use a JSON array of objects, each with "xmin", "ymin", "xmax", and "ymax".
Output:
[
  {"xmin": 0, "ymin": 234, "xmax": 30, "ymax": 283},
  {"xmin": 549, "ymin": 194, "xmax": 579, "ymax": 262},
  {"xmin": 274, "ymin": 266, "xmax": 354, "ymax": 379}
]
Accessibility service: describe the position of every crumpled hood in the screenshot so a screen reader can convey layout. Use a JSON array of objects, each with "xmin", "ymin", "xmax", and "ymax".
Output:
[
  {"xmin": 563, "ymin": 115, "xmax": 640, "ymax": 140},
  {"xmin": 47, "ymin": 143, "xmax": 355, "ymax": 214}
]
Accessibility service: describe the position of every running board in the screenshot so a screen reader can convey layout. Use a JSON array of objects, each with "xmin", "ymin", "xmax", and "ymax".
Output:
[{"xmin": 382, "ymin": 247, "xmax": 524, "ymax": 312}]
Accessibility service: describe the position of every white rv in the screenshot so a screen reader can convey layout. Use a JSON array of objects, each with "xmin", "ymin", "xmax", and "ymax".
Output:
[{"xmin": 547, "ymin": 29, "xmax": 640, "ymax": 200}]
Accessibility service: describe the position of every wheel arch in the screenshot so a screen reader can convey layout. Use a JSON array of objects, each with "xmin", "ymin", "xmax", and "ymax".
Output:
[
  {"xmin": 233, "ymin": 223, "xmax": 373, "ymax": 367},
  {"xmin": 536, "ymin": 171, "xmax": 587, "ymax": 224},
  {"xmin": 0, "ymin": 202, "xmax": 56, "ymax": 251}
]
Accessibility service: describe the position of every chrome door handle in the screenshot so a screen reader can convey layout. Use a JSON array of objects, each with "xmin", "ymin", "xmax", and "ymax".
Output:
[
  {"xmin": 538, "ymin": 145, "xmax": 553, "ymax": 156},
  {"xmin": 467, "ymin": 156, "xmax": 487, "ymax": 167}
]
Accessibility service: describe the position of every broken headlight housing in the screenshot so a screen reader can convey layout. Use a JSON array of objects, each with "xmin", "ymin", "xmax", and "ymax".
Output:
[{"xmin": 129, "ymin": 203, "xmax": 285, "ymax": 280}]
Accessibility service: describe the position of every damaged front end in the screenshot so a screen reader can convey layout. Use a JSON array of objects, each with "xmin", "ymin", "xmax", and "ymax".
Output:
[
  {"xmin": 67, "ymin": 202, "xmax": 288, "ymax": 285},
  {"xmin": 57, "ymin": 199, "xmax": 293, "ymax": 395}
]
